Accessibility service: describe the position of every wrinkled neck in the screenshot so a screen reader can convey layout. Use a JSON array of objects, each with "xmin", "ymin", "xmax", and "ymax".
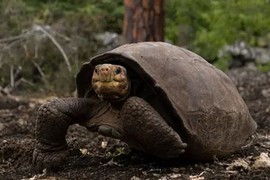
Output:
[{"xmin": 109, "ymin": 81, "xmax": 131, "ymax": 110}]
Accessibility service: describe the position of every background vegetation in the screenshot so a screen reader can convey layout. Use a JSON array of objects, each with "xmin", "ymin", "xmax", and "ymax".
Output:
[
  {"xmin": 0, "ymin": 0, "xmax": 269, "ymax": 94},
  {"xmin": 166, "ymin": 0, "xmax": 270, "ymax": 67}
]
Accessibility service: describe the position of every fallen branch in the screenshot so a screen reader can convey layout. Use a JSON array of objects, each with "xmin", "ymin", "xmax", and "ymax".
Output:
[
  {"xmin": 0, "ymin": 33, "xmax": 29, "ymax": 43},
  {"xmin": 33, "ymin": 25, "xmax": 72, "ymax": 72},
  {"xmin": 0, "ymin": 24, "xmax": 72, "ymax": 73}
]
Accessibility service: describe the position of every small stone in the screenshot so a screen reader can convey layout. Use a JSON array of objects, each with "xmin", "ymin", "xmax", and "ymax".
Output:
[
  {"xmin": 265, "ymin": 105, "xmax": 270, "ymax": 114},
  {"xmin": 142, "ymin": 171, "xmax": 147, "ymax": 176},
  {"xmin": 29, "ymin": 102, "xmax": 36, "ymax": 108},
  {"xmin": 18, "ymin": 118, "xmax": 27, "ymax": 125},
  {"xmin": 159, "ymin": 176, "xmax": 168, "ymax": 180},
  {"xmin": 225, "ymin": 170, "xmax": 238, "ymax": 174},
  {"xmin": 79, "ymin": 148, "xmax": 89, "ymax": 155},
  {"xmin": 252, "ymin": 152, "xmax": 270, "ymax": 169},
  {"xmin": 130, "ymin": 176, "xmax": 141, "ymax": 180},
  {"xmin": 226, "ymin": 158, "xmax": 250, "ymax": 171},
  {"xmin": 169, "ymin": 173, "xmax": 182, "ymax": 178},
  {"xmin": 152, "ymin": 173, "xmax": 160, "ymax": 177},
  {"xmin": 101, "ymin": 141, "xmax": 108, "ymax": 148}
]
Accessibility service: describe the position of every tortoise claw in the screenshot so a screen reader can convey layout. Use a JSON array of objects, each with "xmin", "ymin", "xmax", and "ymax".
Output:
[
  {"xmin": 98, "ymin": 125, "xmax": 123, "ymax": 139},
  {"xmin": 32, "ymin": 148, "xmax": 68, "ymax": 173}
]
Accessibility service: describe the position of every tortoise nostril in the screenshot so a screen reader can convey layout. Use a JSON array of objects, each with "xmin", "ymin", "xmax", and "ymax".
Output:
[{"xmin": 101, "ymin": 67, "xmax": 109, "ymax": 72}]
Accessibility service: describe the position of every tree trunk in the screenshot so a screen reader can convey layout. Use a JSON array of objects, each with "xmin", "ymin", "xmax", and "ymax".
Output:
[{"xmin": 123, "ymin": 0, "xmax": 164, "ymax": 43}]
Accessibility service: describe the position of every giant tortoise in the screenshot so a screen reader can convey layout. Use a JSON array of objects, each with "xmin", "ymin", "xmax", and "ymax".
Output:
[{"xmin": 33, "ymin": 42, "xmax": 257, "ymax": 171}]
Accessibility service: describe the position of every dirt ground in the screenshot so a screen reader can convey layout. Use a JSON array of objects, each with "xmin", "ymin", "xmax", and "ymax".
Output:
[{"xmin": 1, "ymin": 66, "xmax": 270, "ymax": 180}]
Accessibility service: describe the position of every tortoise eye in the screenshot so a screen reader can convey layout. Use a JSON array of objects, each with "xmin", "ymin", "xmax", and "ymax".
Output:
[{"xmin": 114, "ymin": 67, "xmax": 122, "ymax": 74}]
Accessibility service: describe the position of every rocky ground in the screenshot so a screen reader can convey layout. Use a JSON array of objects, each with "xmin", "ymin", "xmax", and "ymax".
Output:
[{"xmin": 1, "ymin": 67, "xmax": 270, "ymax": 180}]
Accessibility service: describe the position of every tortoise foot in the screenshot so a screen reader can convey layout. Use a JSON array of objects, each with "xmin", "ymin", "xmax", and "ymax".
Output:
[
  {"xmin": 32, "ymin": 148, "xmax": 68, "ymax": 173},
  {"xmin": 121, "ymin": 96, "xmax": 187, "ymax": 159}
]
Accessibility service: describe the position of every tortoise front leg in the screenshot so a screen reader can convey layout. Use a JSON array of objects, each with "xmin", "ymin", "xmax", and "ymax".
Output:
[
  {"xmin": 33, "ymin": 98, "xmax": 97, "ymax": 172},
  {"xmin": 120, "ymin": 97, "xmax": 187, "ymax": 159}
]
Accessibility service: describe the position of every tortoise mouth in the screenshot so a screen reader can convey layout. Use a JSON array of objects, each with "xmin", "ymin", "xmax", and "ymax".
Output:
[
  {"xmin": 93, "ymin": 81, "xmax": 130, "ymax": 100},
  {"xmin": 92, "ymin": 64, "xmax": 130, "ymax": 101}
]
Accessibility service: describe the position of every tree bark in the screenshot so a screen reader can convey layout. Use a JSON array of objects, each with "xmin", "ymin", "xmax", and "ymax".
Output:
[{"xmin": 123, "ymin": 0, "xmax": 164, "ymax": 43}]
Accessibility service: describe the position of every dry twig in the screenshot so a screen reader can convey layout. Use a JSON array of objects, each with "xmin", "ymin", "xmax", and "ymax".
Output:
[{"xmin": 32, "ymin": 25, "xmax": 72, "ymax": 72}]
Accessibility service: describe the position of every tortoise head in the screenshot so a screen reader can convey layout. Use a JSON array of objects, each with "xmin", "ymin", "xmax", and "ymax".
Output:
[{"xmin": 92, "ymin": 64, "xmax": 130, "ymax": 101}]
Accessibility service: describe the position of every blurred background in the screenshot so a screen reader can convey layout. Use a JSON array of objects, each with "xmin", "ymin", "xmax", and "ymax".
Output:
[{"xmin": 0, "ymin": 0, "xmax": 269, "ymax": 95}]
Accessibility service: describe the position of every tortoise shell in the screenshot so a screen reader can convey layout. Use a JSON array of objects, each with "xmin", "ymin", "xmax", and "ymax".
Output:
[{"xmin": 76, "ymin": 42, "xmax": 256, "ymax": 159}]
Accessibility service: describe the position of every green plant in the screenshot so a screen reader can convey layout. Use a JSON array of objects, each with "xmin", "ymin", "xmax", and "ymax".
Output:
[{"xmin": 165, "ymin": 0, "xmax": 270, "ymax": 70}]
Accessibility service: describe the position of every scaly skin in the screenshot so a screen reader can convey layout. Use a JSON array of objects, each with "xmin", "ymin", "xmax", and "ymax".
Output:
[
  {"xmin": 120, "ymin": 96, "xmax": 187, "ymax": 159},
  {"xmin": 33, "ymin": 64, "xmax": 187, "ymax": 172},
  {"xmin": 33, "ymin": 98, "xmax": 99, "ymax": 172}
]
